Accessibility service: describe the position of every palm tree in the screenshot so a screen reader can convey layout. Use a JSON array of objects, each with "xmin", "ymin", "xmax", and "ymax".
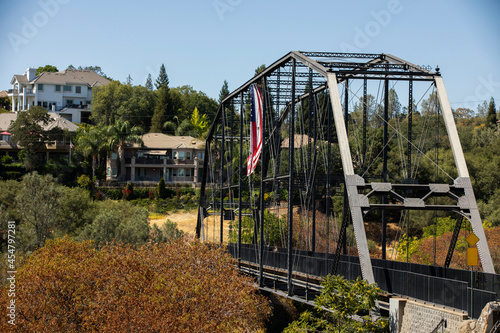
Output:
[
  {"xmin": 107, "ymin": 120, "xmax": 143, "ymax": 180},
  {"xmin": 76, "ymin": 126, "xmax": 107, "ymax": 179}
]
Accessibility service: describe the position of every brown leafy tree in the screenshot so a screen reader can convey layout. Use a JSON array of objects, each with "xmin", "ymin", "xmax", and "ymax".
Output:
[{"xmin": 0, "ymin": 237, "xmax": 270, "ymax": 332}]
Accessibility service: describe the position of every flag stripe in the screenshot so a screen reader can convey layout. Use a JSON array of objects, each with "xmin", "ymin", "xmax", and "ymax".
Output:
[{"xmin": 247, "ymin": 83, "xmax": 263, "ymax": 176}]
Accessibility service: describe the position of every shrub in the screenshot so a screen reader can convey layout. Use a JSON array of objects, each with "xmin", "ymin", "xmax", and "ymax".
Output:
[
  {"xmin": 157, "ymin": 177, "xmax": 167, "ymax": 199},
  {"xmin": 122, "ymin": 182, "xmax": 134, "ymax": 200},
  {"xmin": 0, "ymin": 237, "xmax": 271, "ymax": 332},
  {"xmin": 1, "ymin": 155, "xmax": 12, "ymax": 164}
]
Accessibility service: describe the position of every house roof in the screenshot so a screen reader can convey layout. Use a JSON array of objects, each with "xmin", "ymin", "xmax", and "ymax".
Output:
[
  {"xmin": 136, "ymin": 133, "xmax": 204, "ymax": 149},
  {"xmin": 34, "ymin": 69, "xmax": 110, "ymax": 87},
  {"xmin": 0, "ymin": 112, "xmax": 78, "ymax": 132},
  {"xmin": 0, "ymin": 113, "xmax": 17, "ymax": 131},
  {"xmin": 10, "ymin": 69, "xmax": 110, "ymax": 87},
  {"xmin": 0, "ymin": 90, "xmax": 8, "ymax": 98}
]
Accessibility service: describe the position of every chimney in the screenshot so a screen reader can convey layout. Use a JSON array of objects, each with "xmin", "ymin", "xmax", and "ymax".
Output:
[{"xmin": 26, "ymin": 67, "xmax": 36, "ymax": 81}]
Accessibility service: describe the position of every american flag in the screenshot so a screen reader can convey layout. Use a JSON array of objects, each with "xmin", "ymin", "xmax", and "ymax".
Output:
[{"xmin": 247, "ymin": 83, "xmax": 263, "ymax": 176}]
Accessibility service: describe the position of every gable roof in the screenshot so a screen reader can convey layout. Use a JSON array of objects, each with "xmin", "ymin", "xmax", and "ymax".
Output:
[
  {"xmin": 10, "ymin": 69, "xmax": 110, "ymax": 87},
  {"xmin": 136, "ymin": 133, "xmax": 204, "ymax": 149},
  {"xmin": 0, "ymin": 112, "xmax": 78, "ymax": 132}
]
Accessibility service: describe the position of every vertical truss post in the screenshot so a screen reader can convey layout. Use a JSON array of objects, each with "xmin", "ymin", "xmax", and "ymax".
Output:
[
  {"xmin": 309, "ymin": 71, "xmax": 317, "ymax": 254},
  {"xmin": 382, "ymin": 78, "xmax": 389, "ymax": 260},
  {"xmin": 196, "ymin": 141, "xmax": 211, "ymax": 239},
  {"xmin": 238, "ymin": 93, "xmax": 244, "ymax": 266},
  {"xmin": 220, "ymin": 104, "xmax": 225, "ymax": 245},
  {"xmin": 288, "ymin": 59, "xmax": 296, "ymax": 296},
  {"xmin": 327, "ymin": 73, "xmax": 375, "ymax": 284},
  {"xmin": 326, "ymin": 95, "xmax": 332, "ymax": 257},
  {"xmin": 342, "ymin": 79, "xmax": 349, "ymax": 255},
  {"xmin": 362, "ymin": 77, "xmax": 367, "ymax": 173},
  {"xmin": 259, "ymin": 80, "xmax": 266, "ymax": 287},
  {"xmin": 444, "ymin": 216, "xmax": 464, "ymax": 267},
  {"xmin": 407, "ymin": 77, "xmax": 413, "ymax": 180},
  {"xmin": 435, "ymin": 76, "xmax": 495, "ymax": 274}
]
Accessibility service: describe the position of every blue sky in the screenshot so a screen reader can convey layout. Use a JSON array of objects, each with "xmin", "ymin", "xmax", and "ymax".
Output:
[{"xmin": 1, "ymin": 0, "xmax": 499, "ymax": 111}]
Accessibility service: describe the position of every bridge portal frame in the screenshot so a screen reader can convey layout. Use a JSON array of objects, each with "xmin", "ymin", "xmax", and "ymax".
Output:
[{"xmin": 197, "ymin": 51, "xmax": 495, "ymax": 290}]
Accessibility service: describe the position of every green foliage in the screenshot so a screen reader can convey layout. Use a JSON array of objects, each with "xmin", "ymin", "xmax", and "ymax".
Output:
[
  {"xmin": 190, "ymin": 107, "xmax": 209, "ymax": 138},
  {"xmin": 421, "ymin": 216, "xmax": 456, "ymax": 238},
  {"xmin": 8, "ymin": 106, "xmax": 52, "ymax": 171},
  {"xmin": 78, "ymin": 200, "xmax": 149, "ymax": 247},
  {"xmin": 396, "ymin": 234, "xmax": 420, "ymax": 261},
  {"xmin": 218, "ymin": 79, "xmax": 229, "ymax": 104},
  {"xmin": 151, "ymin": 219, "xmax": 184, "ymax": 243},
  {"xmin": 122, "ymin": 182, "xmax": 134, "ymax": 200},
  {"xmin": 486, "ymin": 97, "xmax": 497, "ymax": 128},
  {"xmin": 157, "ymin": 177, "xmax": 167, "ymax": 199},
  {"xmin": 77, "ymin": 174, "xmax": 94, "ymax": 192},
  {"xmin": 1, "ymin": 155, "xmax": 12, "ymax": 164},
  {"xmin": 15, "ymin": 172, "xmax": 61, "ymax": 251},
  {"xmin": 155, "ymin": 64, "xmax": 169, "ymax": 90},
  {"xmin": 285, "ymin": 275, "xmax": 388, "ymax": 332},
  {"xmin": 36, "ymin": 64, "xmax": 58, "ymax": 75}
]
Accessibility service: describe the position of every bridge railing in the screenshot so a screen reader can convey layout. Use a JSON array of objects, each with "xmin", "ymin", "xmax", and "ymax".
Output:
[{"xmin": 228, "ymin": 243, "xmax": 498, "ymax": 318}]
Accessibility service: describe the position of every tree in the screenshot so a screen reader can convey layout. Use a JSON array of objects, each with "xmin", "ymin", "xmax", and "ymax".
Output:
[
  {"xmin": 285, "ymin": 275, "xmax": 387, "ymax": 332},
  {"xmin": 145, "ymin": 73, "xmax": 153, "ymax": 91},
  {"xmin": 0, "ymin": 237, "xmax": 271, "ymax": 332},
  {"xmin": 36, "ymin": 64, "xmax": 58, "ymax": 75},
  {"xmin": 151, "ymin": 85, "xmax": 174, "ymax": 133},
  {"xmin": 254, "ymin": 64, "xmax": 266, "ymax": 76},
  {"xmin": 15, "ymin": 172, "xmax": 61, "ymax": 250},
  {"xmin": 190, "ymin": 107, "xmax": 209, "ymax": 138},
  {"xmin": 486, "ymin": 97, "xmax": 497, "ymax": 128},
  {"xmin": 218, "ymin": 79, "xmax": 230, "ymax": 104},
  {"xmin": 8, "ymin": 106, "xmax": 53, "ymax": 171},
  {"xmin": 157, "ymin": 177, "xmax": 167, "ymax": 199},
  {"xmin": 107, "ymin": 120, "xmax": 143, "ymax": 179},
  {"xmin": 76, "ymin": 126, "xmax": 107, "ymax": 179},
  {"xmin": 91, "ymin": 82, "xmax": 156, "ymax": 130},
  {"xmin": 125, "ymin": 74, "xmax": 133, "ymax": 85},
  {"xmin": 79, "ymin": 200, "xmax": 149, "ymax": 247},
  {"xmin": 155, "ymin": 64, "xmax": 169, "ymax": 90}
]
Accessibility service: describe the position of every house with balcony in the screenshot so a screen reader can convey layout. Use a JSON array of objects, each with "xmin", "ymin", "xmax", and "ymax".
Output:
[
  {"xmin": 0, "ymin": 112, "xmax": 79, "ymax": 162},
  {"xmin": 106, "ymin": 133, "xmax": 205, "ymax": 187},
  {"xmin": 8, "ymin": 67, "xmax": 110, "ymax": 123}
]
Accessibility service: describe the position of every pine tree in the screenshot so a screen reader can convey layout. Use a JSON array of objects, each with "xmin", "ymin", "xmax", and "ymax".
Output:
[
  {"xmin": 155, "ymin": 64, "xmax": 169, "ymax": 90},
  {"xmin": 151, "ymin": 86, "xmax": 171, "ymax": 132},
  {"xmin": 125, "ymin": 74, "xmax": 133, "ymax": 85},
  {"xmin": 218, "ymin": 80, "xmax": 229, "ymax": 104},
  {"xmin": 145, "ymin": 74, "xmax": 153, "ymax": 91},
  {"xmin": 486, "ymin": 97, "xmax": 497, "ymax": 128}
]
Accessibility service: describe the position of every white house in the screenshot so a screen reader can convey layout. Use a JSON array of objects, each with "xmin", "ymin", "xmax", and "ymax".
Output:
[{"xmin": 8, "ymin": 67, "xmax": 110, "ymax": 123}]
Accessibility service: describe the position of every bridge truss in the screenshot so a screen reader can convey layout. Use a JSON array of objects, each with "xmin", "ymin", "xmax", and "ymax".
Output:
[{"xmin": 196, "ymin": 51, "xmax": 496, "ymax": 295}]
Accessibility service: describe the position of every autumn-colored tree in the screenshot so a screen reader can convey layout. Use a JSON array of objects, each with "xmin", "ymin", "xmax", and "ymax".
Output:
[{"xmin": 0, "ymin": 237, "xmax": 270, "ymax": 332}]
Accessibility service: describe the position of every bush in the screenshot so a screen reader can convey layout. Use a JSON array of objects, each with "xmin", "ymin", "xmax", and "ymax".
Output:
[
  {"xmin": 122, "ymin": 182, "xmax": 134, "ymax": 200},
  {"xmin": 157, "ymin": 178, "xmax": 167, "ymax": 199},
  {"xmin": 1, "ymin": 155, "xmax": 12, "ymax": 164},
  {"xmin": 0, "ymin": 237, "xmax": 271, "ymax": 332}
]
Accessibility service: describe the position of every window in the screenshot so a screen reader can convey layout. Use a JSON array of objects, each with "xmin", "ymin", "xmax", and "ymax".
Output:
[
  {"xmin": 37, "ymin": 84, "xmax": 43, "ymax": 91},
  {"xmin": 185, "ymin": 168, "xmax": 191, "ymax": 177},
  {"xmin": 75, "ymin": 86, "xmax": 81, "ymax": 94},
  {"xmin": 178, "ymin": 169, "xmax": 185, "ymax": 177},
  {"xmin": 197, "ymin": 152, "xmax": 204, "ymax": 160},
  {"xmin": 42, "ymin": 101, "xmax": 48, "ymax": 108},
  {"xmin": 178, "ymin": 151, "xmax": 185, "ymax": 159},
  {"xmin": 173, "ymin": 169, "xmax": 177, "ymax": 177},
  {"xmin": 173, "ymin": 152, "xmax": 178, "ymax": 159},
  {"xmin": 64, "ymin": 85, "xmax": 72, "ymax": 92},
  {"xmin": 186, "ymin": 152, "xmax": 191, "ymax": 159},
  {"xmin": 66, "ymin": 100, "xmax": 73, "ymax": 106},
  {"xmin": 55, "ymin": 85, "xmax": 61, "ymax": 92}
]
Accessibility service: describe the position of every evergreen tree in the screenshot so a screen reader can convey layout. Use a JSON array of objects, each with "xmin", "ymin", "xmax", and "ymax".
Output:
[
  {"xmin": 151, "ymin": 86, "xmax": 171, "ymax": 132},
  {"xmin": 125, "ymin": 74, "xmax": 133, "ymax": 85},
  {"xmin": 218, "ymin": 80, "xmax": 229, "ymax": 104},
  {"xmin": 155, "ymin": 64, "xmax": 169, "ymax": 90},
  {"xmin": 486, "ymin": 97, "xmax": 497, "ymax": 128},
  {"xmin": 145, "ymin": 74, "xmax": 153, "ymax": 91}
]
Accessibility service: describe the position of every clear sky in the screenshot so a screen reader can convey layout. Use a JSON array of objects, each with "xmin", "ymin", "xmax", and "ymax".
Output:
[{"xmin": 1, "ymin": 0, "xmax": 499, "ymax": 111}]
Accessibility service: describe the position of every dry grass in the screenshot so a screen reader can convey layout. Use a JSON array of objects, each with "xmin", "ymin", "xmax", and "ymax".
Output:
[{"xmin": 148, "ymin": 210, "xmax": 231, "ymax": 242}]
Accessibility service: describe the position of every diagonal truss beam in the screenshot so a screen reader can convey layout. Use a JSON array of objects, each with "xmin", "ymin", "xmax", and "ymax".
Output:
[
  {"xmin": 327, "ymin": 72, "xmax": 375, "ymax": 284},
  {"xmin": 435, "ymin": 77, "xmax": 495, "ymax": 274}
]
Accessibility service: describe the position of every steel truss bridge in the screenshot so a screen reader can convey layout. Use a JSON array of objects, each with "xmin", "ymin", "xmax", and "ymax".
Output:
[{"xmin": 196, "ymin": 51, "xmax": 499, "ymax": 318}]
